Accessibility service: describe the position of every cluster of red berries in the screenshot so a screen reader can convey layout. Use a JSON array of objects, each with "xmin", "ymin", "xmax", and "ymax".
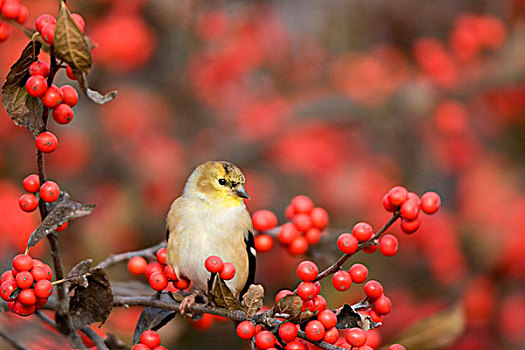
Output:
[
  {"xmin": 204, "ymin": 255, "xmax": 236, "ymax": 280},
  {"xmin": 252, "ymin": 195, "xmax": 329, "ymax": 255},
  {"xmin": 0, "ymin": 254, "xmax": 53, "ymax": 317},
  {"xmin": 0, "ymin": 0, "xmax": 28, "ymax": 42},
  {"xmin": 127, "ymin": 248, "xmax": 190, "ymax": 292},
  {"xmin": 18, "ymin": 174, "xmax": 66, "ymax": 225},
  {"xmin": 35, "ymin": 12, "xmax": 85, "ymax": 46},
  {"xmin": 131, "ymin": 330, "xmax": 167, "ymax": 350}
]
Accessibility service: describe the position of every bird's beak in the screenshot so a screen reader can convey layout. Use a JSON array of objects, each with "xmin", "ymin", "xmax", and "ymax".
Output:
[{"xmin": 233, "ymin": 184, "xmax": 250, "ymax": 199}]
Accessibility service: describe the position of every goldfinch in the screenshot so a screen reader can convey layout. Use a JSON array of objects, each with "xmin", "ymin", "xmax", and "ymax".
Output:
[{"xmin": 166, "ymin": 161, "xmax": 256, "ymax": 302}]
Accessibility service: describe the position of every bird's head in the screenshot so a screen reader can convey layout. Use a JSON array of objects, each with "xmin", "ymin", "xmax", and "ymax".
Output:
[{"xmin": 184, "ymin": 161, "xmax": 250, "ymax": 206}]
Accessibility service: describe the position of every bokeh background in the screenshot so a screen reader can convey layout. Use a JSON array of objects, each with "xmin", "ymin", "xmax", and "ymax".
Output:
[{"xmin": 1, "ymin": 0, "xmax": 525, "ymax": 349}]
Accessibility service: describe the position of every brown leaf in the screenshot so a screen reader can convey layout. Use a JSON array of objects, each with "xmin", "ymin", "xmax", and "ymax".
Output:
[
  {"xmin": 290, "ymin": 310, "xmax": 316, "ymax": 323},
  {"xmin": 75, "ymin": 70, "xmax": 117, "ymax": 105},
  {"xmin": 133, "ymin": 294, "xmax": 175, "ymax": 344},
  {"xmin": 336, "ymin": 304, "xmax": 361, "ymax": 329},
  {"xmin": 26, "ymin": 192, "xmax": 95, "ymax": 250},
  {"xmin": 54, "ymin": 0, "xmax": 92, "ymax": 73},
  {"xmin": 211, "ymin": 276, "xmax": 242, "ymax": 310},
  {"xmin": 64, "ymin": 259, "xmax": 93, "ymax": 288},
  {"xmin": 104, "ymin": 333, "xmax": 129, "ymax": 350},
  {"xmin": 387, "ymin": 303, "xmax": 465, "ymax": 350},
  {"xmin": 274, "ymin": 295, "xmax": 302, "ymax": 319},
  {"xmin": 1, "ymin": 40, "xmax": 44, "ymax": 136},
  {"xmin": 69, "ymin": 267, "xmax": 113, "ymax": 329},
  {"xmin": 241, "ymin": 284, "xmax": 264, "ymax": 319}
]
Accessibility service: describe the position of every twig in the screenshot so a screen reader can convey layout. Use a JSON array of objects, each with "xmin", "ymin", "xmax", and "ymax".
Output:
[
  {"xmin": 97, "ymin": 242, "xmax": 166, "ymax": 269},
  {"xmin": 0, "ymin": 328, "xmax": 28, "ymax": 350}
]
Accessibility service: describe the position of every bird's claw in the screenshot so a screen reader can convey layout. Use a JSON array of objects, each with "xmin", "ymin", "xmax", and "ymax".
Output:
[{"xmin": 179, "ymin": 293, "xmax": 197, "ymax": 316}]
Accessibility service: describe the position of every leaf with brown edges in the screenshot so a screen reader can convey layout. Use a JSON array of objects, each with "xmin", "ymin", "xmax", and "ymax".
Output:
[
  {"xmin": 54, "ymin": 0, "xmax": 92, "ymax": 73},
  {"xmin": 241, "ymin": 284, "xmax": 264, "ymax": 318},
  {"xmin": 1, "ymin": 40, "xmax": 44, "ymax": 136},
  {"xmin": 274, "ymin": 295, "xmax": 302, "ymax": 319},
  {"xmin": 211, "ymin": 276, "xmax": 242, "ymax": 310}
]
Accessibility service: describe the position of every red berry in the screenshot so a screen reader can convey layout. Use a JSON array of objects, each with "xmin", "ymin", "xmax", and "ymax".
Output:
[
  {"xmin": 318, "ymin": 309, "xmax": 337, "ymax": 329},
  {"xmin": 34, "ymin": 280, "xmax": 53, "ymax": 299},
  {"xmin": 388, "ymin": 344, "xmax": 406, "ymax": 350},
  {"xmin": 379, "ymin": 234, "xmax": 399, "ymax": 257},
  {"xmin": 1, "ymin": 1, "xmax": 20, "ymax": 20},
  {"xmin": 296, "ymin": 261, "xmax": 319, "ymax": 282},
  {"xmin": 60, "ymin": 85, "xmax": 79, "ymax": 107},
  {"xmin": 337, "ymin": 233, "xmax": 358, "ymax": 254},
  {"xmin": 349, "ymin": 263, "xmax": 368, "ymax": 283},
  {"xmin": 66, "ymin": 65, "xmax": 76, "ymax": 80},
  {"xmin": 29, "ymin": 61, "xmax": 50, "ymax": 77},
  {"xmin": 382, "ymin": 193, "xmax": 398, "ymax": 212},
  {"xmin": 156, "ymin": 248, "xmax": 167, "ymax": 265},
  {"xmin": 40, "ymin": 181, "xmax": 60, "ymax": 202},
  {"xmin": 42, "ymin": 85, "xmax": 63, "ymax": 108},
  {"xmin": 1, "ymin": 271, "xmax": 14, "ymax": 284},
  {"xmin": 345, "ymin": 327, "xmax": 367, "ymax": 346},
  {"xmin": 13, "ymin": 300, "xmax": 35, "ymax": 316},
  {"xmin": 291, "ymin": 195, "xmax": 314, "ymax": 214},
  {"xmin": 369, "ymin": 309, "xmax": 383, "ymax": 323},
  {"xmin": 163, "ymin": 265, "xmax": 177, "ymax": 281},
  {"xmin": 352, "ymin": 222, "xmax": 374, "ymax": 242},
  {"xmin": 23, "ymin": 174, "xmax": 40, "ymax": 193},
  {"xmin": 302, "ymin": 299, "xmax": 314, "ymax": 312},
  {"xmin": 332, "ymin": 270, "xmax": 352, "ymax": 291},
  {"xmin": 314, "ymin": 280, "xmax": 322, "ymax": 294},
  {"xmin": 297, "ymin": 282, "xmax": 318, "ymax": 300},
  {"xmin": 374, "ymin": 295, "xmax": 392, "ymax": 315},
  {"xmin": 293, "ymin": 213, "xmax": 312, "ymax": 231},
  {"xmin": 152, "ymin": 347, "xmax": 168, "ymax": 350},
  {"xmin": 131, "ymin": 345, "xmax": 149, "ymax": 350},
  {"xmin": 310, "ymin": 207, "xmax": 328, "ymax": 229},
  {"xmin": 305, "ymin": 227, "xmax": 321, "ymax": 245},
  {"xmin": 19, "ymin": 193, "xmax": 39, "ymax": 212},
  {"xmin": 70, "ymin": 13, "xmax": 85, "ymax": 32},
  {"xmin": 52, "ymin": 104, "xmax": 74, "ymax": 124},
  {"xmin": 16, "ymin": 5, "xmax": 28, "ymax": 24},
  {"xmin": 400, "ymin": 217, "xmax": 420, "ymax": 234},
  {"xmin": 279, "ymin": 322, "xmax": 298, "ymax": 342},
  {"xmin": 252, "ymin": 210, "xmax": 278, "ymax": 231},
  {"xmin": 172, "ymin": 276, "xmax": 190, "ymax": 290},
  {"xmin": 25, "ymin": 75, "xmax": 48, "ymax": 98},
  {"xmin": 285, "ymin": 204, "xmax": 295, "ymax": 220},
  {"xmin": 11, "ymin": 268, "xmax": 19, "ymax": 277},
  {"xmin": 363, "ymin": 243, "xmax": 378, "ymax": 254},
  {"xmin": 42, "ymin": 264, "xmax": 53, "ymax": 280},
  {"xmin": 387, "ymin": 186, "xmax": 408, "ymax": 206},
  {"xmin": 285, "ymin": 340, "xmax": 307, "ymax": 350},
  {"xmin": 278, "ymin": 223, "xmax": 299, "ymax": 245},
  {"xmin": 140, "ymin": 330, "xmax": 161, "ymax": 348},
  {"xmin": 1, "ymin": 280, "xmax": 17, "ymax": 301},
  {"xmin": 36, "ymin": 132, "xmax": 58, "ymax": 153},
  {"xmin": 305, "ymin": 320, "xmax": 325, "ymax": 341},
  {"xmin": 236, "ymin": 320, "xmax": 256, "ymax": 339},
  {"xmin": 323, "ymin": 327, "xmax": 339, "ymax": 344},
  {"xmin": 364, "ymin": 280, "xmax": 383, "ymax": 299},
  {"xmin": 275, "ymin": 289, "xmax": 293, "ymax": 303},
  {"xmin": 421, "ymin": 191, "xmax": 441, "ymax": 214},
  {"xmin": 289, "ymin": 235, "xmax": 308, "ymax": 255},
  {"xmin": 56, "ymin": 221, "xmax": 68, "ymax": 231},
  {"xmin": 16, "ymin": 271, "xmax": 34, "ymax": 289},
  {"xmin": 36, "ymin": 14, "xmax": 56, "ymax": 33},
  {"xmin": 204, "ymin": 255, "xmax": 224, "ymax": 274},
  {"xmin": 30, "ymin": 266, "xmax": 48, "ymax": 281},
  {"xmin": 400, "ymin": 199, "xmax": 420, "ymax": 221},
  {"xmin": 41, "ymin": 23, "xmax": 56, "ymax": 45},
  {"xmin": 312, "ymin": 294, "xmax": 327, "ymax": 312},
  {"xmin": 255, "ymin": 330, "xmax": 276, "ymax": 349},
  {"xmin": 220, "ymin": 262, "xmax": 236, "ymax": 280},
  {"xmin": 35, "ymin": 297, "xmax": 48, "ymax": 308},
  {"xmin": 144, "ymin": 262, "xmax": 163, "ymax": 280},
  {"xmin": 127, "ymin": 256, "xmax": 147, "ymax": 275},
  {"xmin": 254, "ymin": 234, "xmax": 273, "ymax": 253},
  {"xmin": 18, "ymin": 288, "xmax": 37, "ymax": 305},
  {"xmin": 0, "ymin": 21, "xmax": 10, "ymax": 42},
  {"xmin": 13, "ymin": 254, "xmax": 34, "ymax": 272}
]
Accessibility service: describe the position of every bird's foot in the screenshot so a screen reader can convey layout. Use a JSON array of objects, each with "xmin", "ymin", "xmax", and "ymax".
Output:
[{"xmin": 179, "ymin": 292, "xmax": 197, "ymax": 316}]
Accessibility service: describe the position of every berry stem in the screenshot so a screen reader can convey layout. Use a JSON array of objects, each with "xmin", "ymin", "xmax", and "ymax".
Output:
[{"xmin": 97, "ymin": 241, "xmax": 166, "ymax": 269}]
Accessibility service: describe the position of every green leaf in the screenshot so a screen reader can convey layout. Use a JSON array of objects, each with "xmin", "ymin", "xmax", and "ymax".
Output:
[{"xmin": 1, "ymin": 40, "xmax": 44, "ymax": 136}]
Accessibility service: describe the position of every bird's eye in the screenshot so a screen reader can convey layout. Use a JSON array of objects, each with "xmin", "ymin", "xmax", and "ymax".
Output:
[{"xmin": 218, "ymin": 178, "xmax": 227, "ymax": 186}]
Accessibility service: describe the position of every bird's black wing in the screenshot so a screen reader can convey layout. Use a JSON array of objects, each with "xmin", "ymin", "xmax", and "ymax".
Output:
[{"xmin": 240, "ymin": 230, "xmax": 256, "ymax": 297}]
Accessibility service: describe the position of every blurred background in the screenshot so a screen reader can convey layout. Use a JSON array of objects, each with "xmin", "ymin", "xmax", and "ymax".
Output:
[{"xmin": 1, "ymin": 0, "xmax": 525, "ymax": 349}]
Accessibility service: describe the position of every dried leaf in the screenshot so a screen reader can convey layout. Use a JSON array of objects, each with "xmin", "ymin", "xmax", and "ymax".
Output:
[
  {"xmin": 69, "ymin": 267, "xmax": 113, "ymax": 329},
  {"xmin": 336, "ymin": 304, "xmax": 361, "ymax": 329},
  {"xmin": 64, "ymin": 259, "xmax": 93, "ymax": 288},
  {"xmin": 1, "ymin": 40, "xmax": 44, "ymax": 136},
  {"xmin": 291, "ymin": 310, "xmax": 316, "ymax": 323},
  {"xmin": 241, "ymin": 284, "xmax": 264, "ymax": 319},
  {"xmin": 274, "ymin": 295, "xmax": 302, "ymax": 319},
  {"xmin": 75, "ymin": 70, "xmax": 117, "ymax": 105},
  {"xmin": 387, "ymin": 303, "xmax": 465, "ymax": 350},
  {"xmin": 211, "ymin": 276, "xmax": 242, "ymax": 310},
  {"xmin": 104, "ymin": 333, "xmax": 130, "ymax": 350},
  {"xmin": 133, "ymin": 294, "xmax": 175, "ymax": 344},
  {"xmin": 54, "ymin": 0, "xmax": 91, "ymax": 73},
  {"xmin": 26, "ymin": 192, "xmax": 95, "ymax": 250}
]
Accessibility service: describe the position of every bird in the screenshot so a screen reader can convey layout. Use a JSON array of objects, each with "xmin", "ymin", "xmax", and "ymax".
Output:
[{"xmin": 165, "ymin": 161, "xmax": 256, "ymax": 312}]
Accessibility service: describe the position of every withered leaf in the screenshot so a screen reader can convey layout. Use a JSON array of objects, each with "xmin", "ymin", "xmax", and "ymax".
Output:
[
  {"xmin": 290, "ymin": 310, "xmax": 316, "ymax": 323},
  {"xmin": 26, "ymin": 192, "xmax": 95, "ymax": 250},
  {"xmin": 104, "ymin": 333, "xmax": 129, "ymax": 350},
  {"xmin": 69, "ymin": 267, "xmax": 113, "ymax": 329},
  {"xmin": 1, "ymin": 40, "xmax": 44, "ymax": 136},
  {"xmin": 211, "ymin": 276, "xmax": 242, "ymax": 310},
  {"xmin": 133, "ymin": 294, "xmax": 175, "ymax": 344},
  {"xmin": 336, "ymin": 304, "xmax": 361, "ymax": 329},
  {"xmin": 64, "ymin": 259, "xmax": 93, "ymax": 288},
  {"xmin": 54, "ymin": 0, "xmax": 91, "ymax": 73},
  {"xmin": 241, "ymin": 284, "xmax": 264, "ymax": 319},
  {"xmin": 75, "ymin": 70, "xmax": 117, "ymax": 105},
  {"xmin": 274, "ymin": 295, "xmax": 302, "ymax": 319}
]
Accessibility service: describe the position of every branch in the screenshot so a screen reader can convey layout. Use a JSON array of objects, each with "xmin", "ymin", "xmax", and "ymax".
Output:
[
  {"xmin": 97, "ymin": 242, "xmax": 166, "ymax": 269},
  {"xmin": 0, "ymin": 328, "xmax": 28, "ymax": 350}
]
